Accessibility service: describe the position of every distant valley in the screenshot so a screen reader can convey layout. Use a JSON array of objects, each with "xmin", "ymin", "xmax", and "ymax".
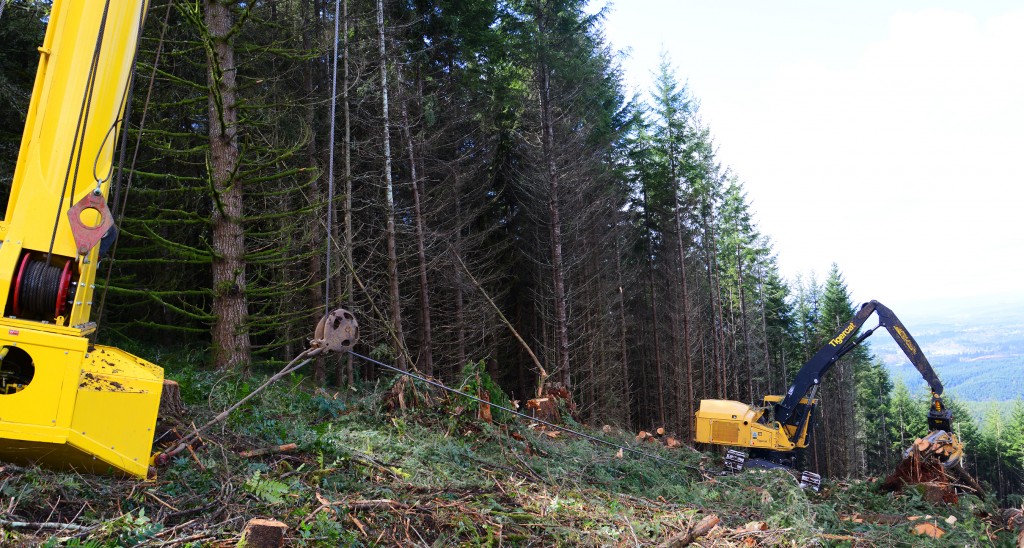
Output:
[{"xmin": 866, "ymin": 296, "xmax": 1024, "ymax": 414}]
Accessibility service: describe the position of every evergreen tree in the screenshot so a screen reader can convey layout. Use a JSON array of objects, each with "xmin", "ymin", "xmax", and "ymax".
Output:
[
  {"xmin": 855, "ymin": 359, "xmax": 895, "ymax": 473},
  {"xmin": 0, "ymin": 0, "xmax": 49, "ymax": 198},
  {"xmin": 888, "ymin": 380, "xmax": 927, "ymax": 451},
  {"xmin": 1010, "ymin": 399, "xmax": 1024, "ymax": 469}
]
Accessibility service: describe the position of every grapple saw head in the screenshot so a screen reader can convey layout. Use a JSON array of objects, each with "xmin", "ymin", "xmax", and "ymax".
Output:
[{"xmin": 904, "ymin": 429, "xmax": 964, "ymax": 468}]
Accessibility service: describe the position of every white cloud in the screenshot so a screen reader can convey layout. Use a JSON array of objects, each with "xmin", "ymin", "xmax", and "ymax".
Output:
[{"xmin": 703, "ymin": 8, "xmax": 1024, "ymax": 307}]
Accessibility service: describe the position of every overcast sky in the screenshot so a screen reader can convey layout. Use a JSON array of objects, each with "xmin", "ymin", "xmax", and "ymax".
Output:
[{"xmin": 597, "ymin": 1, "xmax": 1024, "ymax": 317}]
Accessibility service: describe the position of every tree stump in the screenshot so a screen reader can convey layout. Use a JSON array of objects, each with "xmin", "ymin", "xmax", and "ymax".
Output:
[
  {"xmin": 159, "ymin": 380, "xmax": 186, "ymax": 417},
  {"xmin": 242, "ymin": 518, "xmax": 287, "ymax": 548}
]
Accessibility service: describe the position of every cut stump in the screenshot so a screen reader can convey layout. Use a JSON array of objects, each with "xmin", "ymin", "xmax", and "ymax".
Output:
[
  {"xmin": 159, "ymin": 379, "xmax": 186, "ymax": 417},
  {"xmin": 242, "ymin": 518, "xmax": 287, "ymax": 548}
]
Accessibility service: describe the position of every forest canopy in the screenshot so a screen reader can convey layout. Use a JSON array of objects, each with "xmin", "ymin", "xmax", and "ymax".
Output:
[{"xmin": 0, "ymin": 0, "xmax": 1021, "ymax": 500}]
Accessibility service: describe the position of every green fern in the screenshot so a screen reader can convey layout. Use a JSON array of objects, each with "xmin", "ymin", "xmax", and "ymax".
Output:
[{"xmin": 244, "ymin": 470, "xmax": 289, "ymax": 504}]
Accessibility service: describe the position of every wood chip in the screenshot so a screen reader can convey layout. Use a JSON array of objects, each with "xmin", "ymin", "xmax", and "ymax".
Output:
[{"xmin": 912, "ymin": 522, "xmax": 944, "ymax": 539}]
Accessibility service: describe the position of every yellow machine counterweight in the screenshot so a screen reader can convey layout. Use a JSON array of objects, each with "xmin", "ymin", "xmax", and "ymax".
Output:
[
  {"xmin": 694, "ymin": 396, "xmax": 816, "ymax": 452},
  {"xmin": 0, "ymin": 0, "xmax": 161, "ymax": 478}
]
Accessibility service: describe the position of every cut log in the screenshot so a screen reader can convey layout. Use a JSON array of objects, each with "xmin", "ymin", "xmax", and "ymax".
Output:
[
  {"xmin": 656, "ymin": 427, "xmax": 666, "ymax": 436},
  {"xmin": 242, "ymin": 518, "xmax": 287, "ymax": 548},
  {"xmin": 1003, "ymin": 508, "xmax": 1024, "ymax": 530},
  {"xmin": 240, "ymin": 443, "xmax": 298, "ymax": 459}
]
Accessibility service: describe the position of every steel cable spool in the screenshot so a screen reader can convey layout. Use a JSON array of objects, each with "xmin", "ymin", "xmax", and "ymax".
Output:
[{"xmin": 13, "ymin": 256, "xmax": 75, "ymax": 320}]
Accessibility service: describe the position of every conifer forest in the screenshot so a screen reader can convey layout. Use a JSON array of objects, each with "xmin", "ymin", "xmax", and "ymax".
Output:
[{"xmin": 1, "ymin": 0, "xmax": 1023, "ymax": 521}]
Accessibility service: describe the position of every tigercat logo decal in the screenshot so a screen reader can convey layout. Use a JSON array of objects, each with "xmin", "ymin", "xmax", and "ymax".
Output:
[
  {"xmin": 828, "ymin": 322, "xmax": 857, "ymax": 347},
  {"xmin": 893, "ymin": 325, "xmax": 917, "ymax": 355}
]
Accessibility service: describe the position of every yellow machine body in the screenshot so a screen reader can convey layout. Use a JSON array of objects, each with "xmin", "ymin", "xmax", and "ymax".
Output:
[
  {"xmin": 0, "ymin": 0, "xmax": 161, "ymax": 478},
  {"xmin": 694, "ymin": 396, "xmax": 816, "ymax": 452}
]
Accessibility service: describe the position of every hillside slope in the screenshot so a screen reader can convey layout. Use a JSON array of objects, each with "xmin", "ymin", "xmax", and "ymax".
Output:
[{"xmin": 0, "ymin": 361, "xmax": 1018, "ymax": 546}]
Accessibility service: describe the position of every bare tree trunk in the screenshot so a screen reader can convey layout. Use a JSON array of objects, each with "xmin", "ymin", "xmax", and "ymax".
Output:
[
  {"xmin": 667, "ymin": 284, "xmax": 683, "ymax": 433},
  {"xmin": 700, "ymin": 338, "xmax": 708, "ymax": 402},
  {"xmin": 454, "ymin": 195, "xmax": 467, "ymax": 374},
  {"xmin": 377, "ymin": 0, "xmax": 406, "ymax": 370},
  {"xmin": 586, "ymin": 307, "xmax": 597, "ymax": 422},
  {"xmin": 727, "ymin": 286, "xmax": 740, "ymax": 399},
  {"xmin": 703, "ymin": 207, "xmax": 724, "ymax": 397},
  {"xmin": 398, "ymin": 67, "xmax": 433, "ymax": 376},
  {"xmin": 641, "ymin": 183, "xmax": 666, "ymax": 426},
  {"xmin": 303, "ymin": 0, "xmax": 325, "ymax": 384},
  {"xmin": 341, "ymin": 0, "xmax": 355, "ymax": 385},
  {"xmin": 758, "ymin": 267, "xmax": 772, "ymax": 396},
  {"xmin": 614, "ymin": 237, "xmax": 631, "ymax": 428},
  {"xmin": 735, "ymin": 234, "xmax": 752, "ymax": 403},
  {"xmin": 537, "ymin": 57, "xmax": 570, "ymax": 389},
  {"xmin": 206, "ymin": 0, "xmax": 250, "ymax": 371},
  {"xmin": 673, "ymin": 195, "xmax": 694, "ymax": 436},
  {"xmin": 647, "ymin": 259, "xmax": 666, "ymax": 425}
]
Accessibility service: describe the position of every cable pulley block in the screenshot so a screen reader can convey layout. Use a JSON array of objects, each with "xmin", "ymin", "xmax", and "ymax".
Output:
[{"xmin": 311, "ymin": 308, "xmax": 358, "ymax": 354}]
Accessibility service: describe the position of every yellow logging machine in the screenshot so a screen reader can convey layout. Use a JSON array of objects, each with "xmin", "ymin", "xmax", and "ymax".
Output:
[
  {"xmin": 0, "ymin": 0, "xmax": 162, "ymax": 477},
  {"xmin": 694, "ymin": 300, "xmax": 963, "ymax": 490}
]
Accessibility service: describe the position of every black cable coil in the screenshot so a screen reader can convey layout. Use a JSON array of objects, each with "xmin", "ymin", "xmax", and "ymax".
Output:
[{"xmin": 17, "ymin": 259, "xmax": 65, "ymax": 319}]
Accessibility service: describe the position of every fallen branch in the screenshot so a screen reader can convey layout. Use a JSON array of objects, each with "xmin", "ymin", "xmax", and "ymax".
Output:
[
  {"xmin": 156, "ymin": 347, "xmax": 323, "ymax": 463},
  {"xmin": 0, "ymin": 519, "xmax": 92, "ymax": 532},
  {"xmin": 658, "ymin": 514, "xmax": 720, "ymax": 547},
  {"xmin": 240, "ymin": 443, "xmax": 298, "ymax": 459},
  {"xmin": 450, "ymin": 248, "xmax": 547, "ymax": 397},
  {"xmin": 348, "ymin": 499, "xmax": 410, "ymax": 511},
  {"xmin": 821, "ymin": 533, "xmax": 859, "ymax": 541}
]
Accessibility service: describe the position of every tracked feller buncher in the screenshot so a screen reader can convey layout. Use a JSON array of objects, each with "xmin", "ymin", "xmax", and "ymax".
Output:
[
  {"xmin": 694, "ymin": 300, "xmax": 963, "ymax": 491},
  {"xmin": 0, "ymin": 0, "xmax": 162, "ymax": 477}
]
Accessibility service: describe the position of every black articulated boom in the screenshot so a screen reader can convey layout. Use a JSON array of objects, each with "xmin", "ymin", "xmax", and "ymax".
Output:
[
  {"xmin": 694, "ymin": 300, "xmax": 963, "ymax": 488},
  {"xmin": 775, "ymin": 300, "xmax": 952, "ymax": 438}
]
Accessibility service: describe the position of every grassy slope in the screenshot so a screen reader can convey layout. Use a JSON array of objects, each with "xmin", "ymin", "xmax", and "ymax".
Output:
[{"xmin": 0, "ymin": 356, "xmax": 1017, "ymax": 547}]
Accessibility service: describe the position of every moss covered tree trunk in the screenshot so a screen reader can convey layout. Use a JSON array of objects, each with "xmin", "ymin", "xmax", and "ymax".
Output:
[{"xmin": 205, "ymin": 0, "xmax": 250, "ymax": 370}]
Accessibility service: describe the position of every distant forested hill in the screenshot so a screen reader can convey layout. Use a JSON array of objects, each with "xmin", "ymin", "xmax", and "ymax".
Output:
[{"xmin": 869, "ymin": 297, "xmax": 1024, "ymax": 405}]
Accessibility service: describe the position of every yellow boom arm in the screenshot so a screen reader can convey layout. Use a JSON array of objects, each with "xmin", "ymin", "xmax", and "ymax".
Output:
[{"xmin": 0, "ymin": 0, "xmax": 162, "ymax": 478}]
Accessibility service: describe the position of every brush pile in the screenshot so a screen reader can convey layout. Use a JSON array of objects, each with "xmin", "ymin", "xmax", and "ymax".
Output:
[{"xmin": 880, "ymin": 433, "xmax": 983, "ymax": 504}]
